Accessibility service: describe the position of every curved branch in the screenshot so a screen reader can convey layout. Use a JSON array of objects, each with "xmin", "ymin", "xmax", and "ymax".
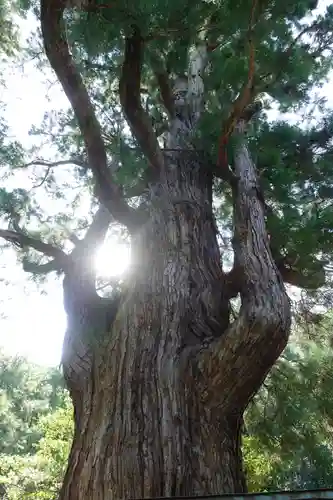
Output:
[
  {"xmin": 199, "ymin": 124, "xmax": 291, "ymax": 413},
  {"xmin": 79, "ymin": 204, "xmax": 113, "ymax": 249},
  {"xmin": 119, "ymin": 26, "xmax": 164, "ymax": 172},
  {"xmin": 0, "ymin": 228, "xmax": 67, "ymax": 262},
  {"xmin": 40, "ymin": 0, "xmax": 138, "ymax": 232}
]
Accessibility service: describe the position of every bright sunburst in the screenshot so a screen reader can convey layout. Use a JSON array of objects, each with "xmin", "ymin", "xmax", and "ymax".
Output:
[{"xmin": 95, "ymin": 240, "xmax": 131, "ymax": 278}]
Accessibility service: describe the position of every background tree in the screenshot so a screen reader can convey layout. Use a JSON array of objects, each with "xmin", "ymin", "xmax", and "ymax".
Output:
[
  {"xmin": 243, "ymin": 313, "xmax": 333, "ymax": 491},
  {"xmin": 1, "ymin": 0, "xmax": 333, "ymax": 498},
  {"xmin": 0, "ymin": 350, "xmax": 72, "ymax": 499}
]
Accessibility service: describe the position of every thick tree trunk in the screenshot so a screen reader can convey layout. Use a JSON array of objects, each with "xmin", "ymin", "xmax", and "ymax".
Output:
[
  {"xmin": 59, "ymin": 149, "xmax": 249, "ymax": 499},
  {"xmin": 59, "ymin": 133, "xmax": 290, "ymax": 498}
]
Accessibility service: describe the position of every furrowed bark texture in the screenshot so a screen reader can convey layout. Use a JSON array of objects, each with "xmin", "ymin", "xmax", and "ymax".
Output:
[
  {"xmin": 199, "ymin": 128, "xmax": 291, "ymax": 412},
  {"xmin": 59, "ymin": 149, "xmax": 254, "ymax": 500}
]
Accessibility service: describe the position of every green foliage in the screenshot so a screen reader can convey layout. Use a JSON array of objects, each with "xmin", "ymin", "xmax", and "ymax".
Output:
[
  {"xmin": 0, "ymin": 350, "xmax": 67, "ymax": 456},
  {"xmin": 9, "ymin": 0, "xmax": 333, "ymax": 288},
  {"xmin": 0, "ymin": 0, "xmax": 328, "ymax": 291},
  {"xmin": 0, "ymin": 351, "xmax": 73, "ymax": 499},
  {"xmin": 244, "ymin": 316, "xmax": 333, "ymax": 491},
  {"xmin": 35, "ymin": 404, "xmax": 73, "ymax": 491},
  {"xmin": 0, "ymin": 0, "xmax": 20, "ymax": 57}
]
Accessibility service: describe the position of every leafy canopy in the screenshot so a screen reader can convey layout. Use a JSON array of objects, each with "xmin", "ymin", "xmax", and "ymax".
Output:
[{"xmin": 0, "ymin": 0, "xmax": 330, "ymax": 296}]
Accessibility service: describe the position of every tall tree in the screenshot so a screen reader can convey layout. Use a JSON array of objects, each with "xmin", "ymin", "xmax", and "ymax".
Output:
[{"xmin": 2, "ymin": 0, "xmax": 333, "ymax": 497}]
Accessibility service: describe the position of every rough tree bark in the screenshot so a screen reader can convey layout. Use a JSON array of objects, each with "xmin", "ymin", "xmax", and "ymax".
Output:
[
  {"xmin": 0, "ymin": 1, "xmax": 301, "ymax": 498},
  {"xmin": 57, "ymin": 140, "xmax": 291, "ymax": 499}
]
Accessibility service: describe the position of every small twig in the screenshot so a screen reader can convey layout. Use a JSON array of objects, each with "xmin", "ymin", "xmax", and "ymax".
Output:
[{"xmin": 30, "ymin": 166, "xmax": 52, "ymax": 190}]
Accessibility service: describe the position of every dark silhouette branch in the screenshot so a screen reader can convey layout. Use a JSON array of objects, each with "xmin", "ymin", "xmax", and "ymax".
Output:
[
  {"xmin": 0, "ymin": 228, "xmax": 67, "ymax": 261},
  {"xmin": 40, "ymin": 0, "xmax": 138, "ymax": 232},
  {"xmin": 0, "ymin": 227, "xmax": 68, "ymax": 276},
  {"xmin": 77, "ymin": 204, "xmax": 113, "ymax": 250},
  {"xmin": 124, "ymin": 181, "xmax": 148, "ymax": 199},
  {"xmin": 119, "ymin": 26, "xmax": 164, "ymax": 172},
  {"xmin": 226, "ymin": 253, "xmax": 326, "ymax": 295},
  {"xmin": 222, "ymin": 188, "xmax": 326, "ymax": 292},
  {"xmin": 18, "ymin": 158, "xmax": 88, "ymax": 169},
  {"xmin": 260, "ymin": 195, "xmax": 326, "ymax": 290}
]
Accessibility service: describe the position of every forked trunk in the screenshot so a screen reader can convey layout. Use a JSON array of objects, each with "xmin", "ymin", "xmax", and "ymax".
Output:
[
  {"xmin": 41, "ymin": 11, "xmax": 291, "ymax": 496},
  {"xmin": 59, "ymin": 121, "xmax": 291, "ymax": 497},
  {"xmin": 60, "ymin": 149, "xmax": 247, "ymax": 499}
]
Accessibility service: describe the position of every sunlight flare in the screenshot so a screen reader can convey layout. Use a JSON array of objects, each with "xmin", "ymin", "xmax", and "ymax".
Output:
[{"xmin": 95, "ymin": 240, "xmax": 131, "ymax": 278}]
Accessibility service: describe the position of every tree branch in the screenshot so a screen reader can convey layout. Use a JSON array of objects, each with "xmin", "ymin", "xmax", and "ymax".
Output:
[
  {"xmin": 155, "ymin": 69, "xmax": 174, "ymax": 118},
  {"xmin": 119, "ymin": 25, "xmax": 164, "ymax": 172},
  {"xmin": 18, "ymin": 158, "xmax": 88, "ymax": 169},
  {"xmin": 149, "ymin": 53, "xmax": 175, "ymax": 118},
  {"xmin": 199, "ymin": 125, "xmax": 291, "ymax": 414},
  {"xmin": 79, "ymin": 204, "xmax": 113, "ymax": 249},
  {"xmin": 187, "ymin": 43, "xmax": 209, "ymax": 124},
  {"xmin": 261, "ymin": 19, "xmax": 323, "ymax": 86},
  {"xmin": 261, "ymin": 198, "xmax": 326, "ymax": 290},
  {"xmin": 216, "ymin": 0, "xmax": 259, "ymax": 170},
  {"xmin": 40, "ymin": 0, "xmax": 138, "ymax": 232},
  {"xmin": 225, "ymin": 250, "xmax": 326, "ymax": 297},
  {"xmin": 0, "ymin": 228, "xmax": 67, "ymax": 262},
  {"xmin": 123, "ymin": 180, "xmax": 149, "ymax": 199}
]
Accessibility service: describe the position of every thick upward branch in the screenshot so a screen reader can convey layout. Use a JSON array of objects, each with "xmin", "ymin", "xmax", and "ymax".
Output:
[
  {"xmin": 199, "ymin": 122, "xmax": 291, "ymax": 413},
  {"xmin": 119, "ymin": 26, "xmax": 164, "ymax": 171},
  {"xmin": 40, "ymin": 0, "xmax": 137, "ymax": 231},
  {"xmin": 71, "ymin": 204, "xmax": 112, "ymax": 271},
  {"xmin": 187, "ymin": 43, "xmax": 208, "ymax": 124}
]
